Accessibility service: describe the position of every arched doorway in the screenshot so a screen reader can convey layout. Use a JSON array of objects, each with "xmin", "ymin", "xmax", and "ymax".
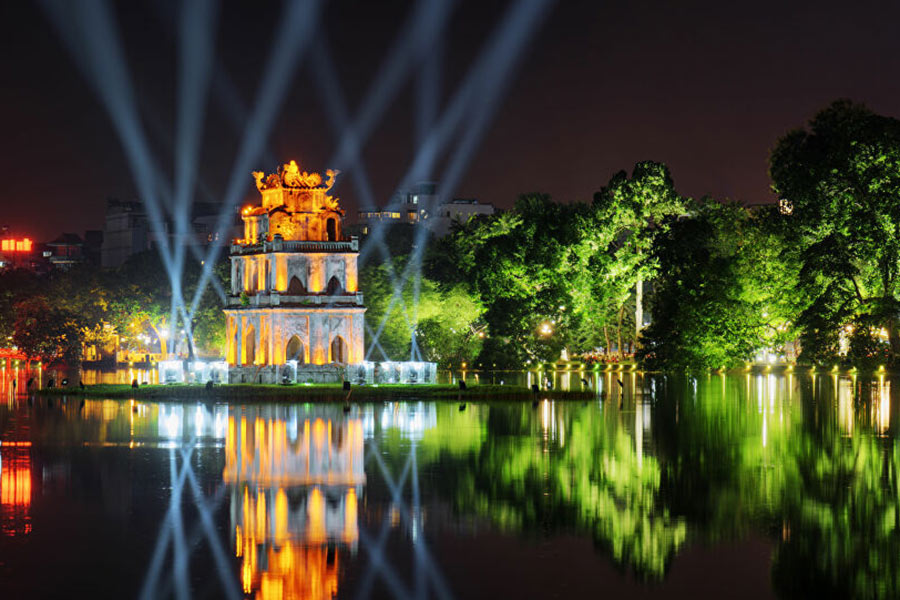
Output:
[
  {"xmin": 242, "ymin": 325, "xmax": 256, "ymax": 365},
  {"xmin": 326, "ymin": 275, "xmax": 343, "ymax": 296},
  {"xmin": 330, "ymin": 335, "xmax": 347, "ymax": 363},
  {"xmin": 231, "ymin": 326, "xmax": 239, "ymax": 364},
  {"xmin": 286, "ymin": 335, "xmax": 305, "ymax": 363},
  {"xmin": 326, "ymin": 218, "xmax": 337, "ymax": 241},
  {"xmin": 259, "ymin": 328, "xmax": 269, "ymax": 365},
  {"xmin": 287, "ymin": 275, "xmax": 306, "ymax": 295},
  {"xmin": 247, "ymin": 261, "xmax": 257, "ymax": 293}
]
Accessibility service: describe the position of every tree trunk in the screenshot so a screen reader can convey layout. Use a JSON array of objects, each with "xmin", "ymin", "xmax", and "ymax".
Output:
[
  {"xmin": 147, "ymin": 322, "xmax": 167, "ymax": 357},
  {"xmin": 603, "ymin": 326, "xmax": 611, "ymax": 358},
  {"xmin": 617, "ymin": 304, "xmax": 625, "ymax": 360},
  {"xmin": 635, "ymin": 278, "xmax": 643, "ymax": 349},
  {"xmin": 888, "ymin": 317, "xmax": 900, "ymax": 363}
]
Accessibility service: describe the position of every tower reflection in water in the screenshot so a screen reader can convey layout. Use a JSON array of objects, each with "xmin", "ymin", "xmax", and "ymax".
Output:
[{"xmin": 224, "ymin": 408, "xmax": 364, "ymax": 600}]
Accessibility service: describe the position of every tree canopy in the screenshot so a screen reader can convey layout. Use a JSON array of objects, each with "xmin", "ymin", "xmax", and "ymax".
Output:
[{"xmin": 771, "ymin": 99, "xmax": 900, "ymax": 366}]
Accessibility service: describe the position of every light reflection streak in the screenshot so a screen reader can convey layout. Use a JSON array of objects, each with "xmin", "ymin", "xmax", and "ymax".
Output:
[
  {"xmin": 361, "ymin": 441, "xmax": 454, "ymax": 600},
  {"xmin": 0, "ymin": 448, "xmax": 32, "ymax": 537},
  {"xmin": 139, "ymin": 444, "xmax": 195, "ymax": 600},
  {"xmin": 185, "ymin": 465, "xmax": 241, "ymax": 600},
  {"xmin": 140, "ymin": 440, "xmax": 239, "ymax": 600},
  {"xmin": 875, "ymin": 376, "xmax": 891, "ymax": 435}
]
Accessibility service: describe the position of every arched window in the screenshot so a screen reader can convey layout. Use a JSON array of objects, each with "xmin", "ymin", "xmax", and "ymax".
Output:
[
  {"xmin": 287, "ymin": 275, "xmax": 306, "ymax": 295},
  {"xmin": 330, "ymin": 335, "xmax": 347, "ymax": 364},
  {"xmin": 326, "ymin": 275, "xmax": 343, "ymax": 296},
  {"xmin": 326, "ymin": 218, "xmax": 337, "ymax": 241},
  {"xmin": 285, "ymin": 335, "xmax": 305, "ymax": 363},
  {"xmin": 242, "ymin": 325, "xmax": 256, "ymax": 365},
  {"xmin": 246, "ymin": 261, "xmax": 257, "ymax": 293}
]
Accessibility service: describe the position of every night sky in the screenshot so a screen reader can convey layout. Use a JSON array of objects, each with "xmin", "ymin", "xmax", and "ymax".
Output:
[{"xmin": 2, "ymin": 0, "xmax": 899, "ymax": 242}]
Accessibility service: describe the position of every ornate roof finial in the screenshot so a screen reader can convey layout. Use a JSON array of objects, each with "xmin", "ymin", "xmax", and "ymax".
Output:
[
  {"xmin": 281, "ymin": 160, "xmax": 322, "ymax": 188},
  {"xmin": 251, "ymin": 160, "xmax": 339, "ymax": 191},
  {"xmin": 324, "ymin": 169, "xmax": 340, "ymax": 191}
]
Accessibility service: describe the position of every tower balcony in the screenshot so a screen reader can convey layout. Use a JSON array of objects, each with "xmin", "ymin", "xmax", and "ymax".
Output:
[
  {"xmin": 231, "ymin": 238, "xmax": 358, "ymax": 255},
  {"xmin": 226, "ymin": 291, "xmax": 364, "ymax": 308}
]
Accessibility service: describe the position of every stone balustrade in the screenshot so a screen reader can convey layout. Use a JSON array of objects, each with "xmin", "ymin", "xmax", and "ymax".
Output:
[
  {"xmin": 227, "ymin": 292, "xmax": 364, "ymax": 307},
  {"xmin": 230, "ymin": 237, "xmax": 359, "ymax": 255}
]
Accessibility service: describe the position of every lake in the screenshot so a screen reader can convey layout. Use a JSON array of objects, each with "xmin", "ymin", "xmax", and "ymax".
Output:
[{"xmin": 0, "ymin": 372, "xmax": 896, "ymax": 598}]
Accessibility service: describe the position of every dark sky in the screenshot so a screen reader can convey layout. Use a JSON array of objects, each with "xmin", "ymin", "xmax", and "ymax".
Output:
[{"xmin": 2, "ymin": 0, "xmax": 899, "ymax": 242}]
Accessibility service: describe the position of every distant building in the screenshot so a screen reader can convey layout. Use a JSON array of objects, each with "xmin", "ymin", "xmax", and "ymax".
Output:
[
  {"xmin": 45, "ymin": 233, "xmax": 84, "ymax": 270},
  {"xmin": 356, "ymin": 182, "xmax": 437, "ymax": 233},
  {"xmin": 354, "ymin": 182, "xmax": 493, "ymax": 237},
  {"xmin": 428, "ymin": 198, "xmax": 495, "ymax": 236},
  {"xmin": 101, "ymin": 198, "xmax": 242, "ymax": 268},
  {"xmin": 101, "ymin": 199, "xmax": 149, "ymax": 268}
]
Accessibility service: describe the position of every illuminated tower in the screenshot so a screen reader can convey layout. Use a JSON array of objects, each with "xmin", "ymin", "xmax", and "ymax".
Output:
[{"xmin": 225, "ymin": 161, "xmax": 365, "ymax": 383}]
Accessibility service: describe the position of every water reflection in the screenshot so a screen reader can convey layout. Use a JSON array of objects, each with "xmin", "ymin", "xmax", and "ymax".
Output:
[
  {"xmin": 224, "ymin": 408, "xmax": 364, "ymax": 599},
  {"xmin": 2, "ymin": 375, "xmax": 900, "ymax": 597},
  {"xmin": 0, "ymin": 445, "xmax": 31, "ymax": 536}
]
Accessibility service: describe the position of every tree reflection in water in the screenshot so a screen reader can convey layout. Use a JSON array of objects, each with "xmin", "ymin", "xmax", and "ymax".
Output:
[
  {"xmin": 411, "ymin": 372, "xmax": 900, "ymax": 595},
  {"xmin": 771, "ymin": 377, "xmax": 900, "ymax": 599},
  {"xmin": 423, "ymin": 400, "xmax": 687, "ymax": 579}
]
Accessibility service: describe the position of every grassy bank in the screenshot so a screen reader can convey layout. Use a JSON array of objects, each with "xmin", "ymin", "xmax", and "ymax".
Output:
[{"xmin": 36, "ymin": 382, "xmax": 594, "ymax": 402}]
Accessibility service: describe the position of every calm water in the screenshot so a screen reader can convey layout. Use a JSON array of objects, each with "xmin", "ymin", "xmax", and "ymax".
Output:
[{"xmin": 0, "ymin": 373, "xmax": 898, "ymax": 599}]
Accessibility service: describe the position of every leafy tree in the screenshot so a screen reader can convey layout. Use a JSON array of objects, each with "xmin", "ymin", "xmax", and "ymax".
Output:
[
  {"xmin": 114, "ymin": 250, "xmax": 227, "ymax": 356},
  {"xmin": 13, "ymin": 296, "xmax": 84, "ymax": 364},
  {"xmin": 0, "ymin": 268, "xmax": 41, "ymax": 344},
  {"xmin": 432, "ymin": 166, "xmax": 684, "ymax": 366},
  {"xmin": 445, "ymin": 194, "xmax": 579, "ymax": 363},
  {"xmin": 360, "ymin": 258, "xmax": 483, "ymax": 365},
  {"xmin": 414, "ymin": 283, "xmax": 484, "ymax": 366},
  {"xmin": 770, "ymin": 99, "xmax": 900, "ymax": 366},
  {"xmin": 590, "ymin": 161, "xmax": 687, "ymax": 353},
  {"xmin": 638, "ymin": 201, "xmax": 790, "ymax": 370}
]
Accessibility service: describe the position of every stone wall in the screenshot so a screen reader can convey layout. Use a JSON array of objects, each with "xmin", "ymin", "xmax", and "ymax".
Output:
[{"xmin": 227, "ymin": 364, "xmax": 346, "ymax": 384}]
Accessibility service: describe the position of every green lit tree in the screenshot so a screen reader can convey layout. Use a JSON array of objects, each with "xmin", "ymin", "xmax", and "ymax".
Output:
[
  {"xmin": 444, "ymin": 195, "xmax": 578, "ymax": 363},
  {"xmin": 639, "ymin": 202, "xmax": 759, "ymax": 370},
  {"xmin": 638, "ymin": 200, "xmax": 799, "ymax": 370},
  {"xmin": 360, "ymin": 258, "xmax": 483, "ymax": 365},
  {"xmin": 770, "ymin": 99, "xmax": 900, "ymax": 366},
  {"xmin": 589, "ymin": 161, "xmax": 687, "ymax": 354}
]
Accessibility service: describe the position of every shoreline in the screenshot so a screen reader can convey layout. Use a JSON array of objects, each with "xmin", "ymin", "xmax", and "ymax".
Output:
[{"xmin": 34, "ymin": 383, "xmax": 595, "ymax": 402}]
